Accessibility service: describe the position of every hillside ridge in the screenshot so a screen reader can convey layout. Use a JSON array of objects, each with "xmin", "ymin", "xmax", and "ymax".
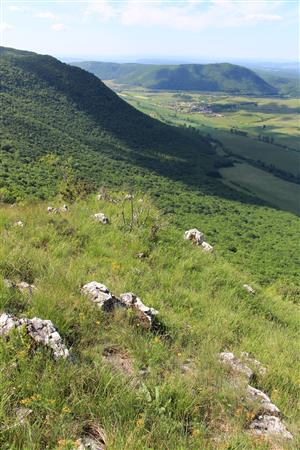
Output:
[{"xmin": 72, "ymin": 60, "xmax": 278, "ymax": 95}]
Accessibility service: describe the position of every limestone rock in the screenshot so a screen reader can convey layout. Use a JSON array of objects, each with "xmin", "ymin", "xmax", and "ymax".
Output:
[
  {"xmin": 4, "ymin": 279, "xmax": 36, "ymax": 295},
  {"xmin": 120, "ymin": 292, "xmax": 158, "ymax": 327},
  {"xmin": 241, "ymin": 352, "xmax": 266, "ymax": 376},
  {"xmin": 47, "ymin": 205, "xmax": 68, "ymax": 214},
  {"xmin": 93, "ymin": 213, "xmax": 109, "ymax": 224},
  {"xmin": 14, "ymin": 221, "xmax": 24, "ymax": 227},
  {"xmin": 219, "ymin": 352, "xmax": 253, "ymax": 381},
  {"xmin": 201, "ymin": 241, "xmax": 214, "ymax": 252},
  {"xmin": 77, "ymin": 436, "xmax": 105, "ymax": 450},
  {"xmin": 81, "ymin": 282, "xmax": 121, "ymax": 311},
  {"xmin": 136, "ymin": 252, "xmax": 147, "ymax": 259},
  {"xmin": 249, "ymin": 414, "xmax": 293, "ymax": 440},
  {"xmin": 243, "ymin": 284, "xmax": 255, "ymax": 294},
  {"xmin": 184, "ymin": 229, "xmax": 204, "ymax": 245},
  {"xmin": 246, "ymin": 386, "xmax": 280, "ymax": 415},
  {"xmin": 124, "ymin": 194, "xmax": 134, "ymax": 200},
  {"xmin": 0, "ymin": 313, "xmax": 69, "ymax": 359}
]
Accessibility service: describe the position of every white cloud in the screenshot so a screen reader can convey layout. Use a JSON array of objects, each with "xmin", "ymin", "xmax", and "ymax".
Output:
[
  {"xmin": 84, "ymin": 0, "xmax": 117, "ymax": 21},
  {"xmin": 36, "ymin": 12, "xmax": 56, "ymax": 20},
  {"xmin": 0, "ymin": 22, "xmax": 13, "ymax": 31},
  {"xmin": 84, "ymin": 0, "xmax": 284, "ymax": 31},
  {"xmin": 52, "ymin": 23, "xmax": 67, "ymax": 31}
]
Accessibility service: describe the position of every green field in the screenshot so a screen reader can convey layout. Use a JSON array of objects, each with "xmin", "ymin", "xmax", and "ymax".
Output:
[{"xmin": 220, "ymin": 163, "xmax": 300, "ymax": 215}]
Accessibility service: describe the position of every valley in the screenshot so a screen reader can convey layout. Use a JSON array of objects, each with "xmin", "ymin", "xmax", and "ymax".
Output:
[{"xmin": 109, "ymin": 85, "xmax": 300, "ymax": 215}]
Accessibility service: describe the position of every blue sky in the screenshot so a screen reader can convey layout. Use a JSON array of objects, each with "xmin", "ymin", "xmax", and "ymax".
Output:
[{"xmin": 0, "ymin": 1, "xmax": 299, "ymax": 61}]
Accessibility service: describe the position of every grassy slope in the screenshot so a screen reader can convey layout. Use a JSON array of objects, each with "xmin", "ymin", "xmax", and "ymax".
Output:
[
  {"xmin": 0, "ymin": 195, "xmax": 299, "ymax": 449},
  {"xmin": 1, "ymin": 47, "xmax": 300, "ymax": 288},
  {"xmin": 72, "ymin": 61, "xmax": 277, "ymax": 95}
]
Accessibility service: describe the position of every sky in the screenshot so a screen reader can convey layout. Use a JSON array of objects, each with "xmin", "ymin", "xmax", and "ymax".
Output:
[{"xmin": 0, "ymin": 0, "xmax": 299, "ymax": 62}]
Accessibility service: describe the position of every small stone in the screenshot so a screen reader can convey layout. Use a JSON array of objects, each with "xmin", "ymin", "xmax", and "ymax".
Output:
[
  {"xmin": 243, "ymin": 284, "xmax": 255, "ymax": 294},
  {"xmin": 201, "ymin": 241, "xmax": 214, "ymax": 252},
  {"xmin": 93, "ymin": 213, "xmax": 109, "ymax": 224},
  {"xmin": 77, "ymin": 436, "xmax": 105, "ymax": 450},
  {"xmin": 14, "ymin": 221, "xmax": 24, "ymax": 227},
  {"xmin": 136, "ymin": 252, "xmax": 147, "ymax": 259},
  {"xmin": 124, "ymin": 194, "xmax": 134, "ymax": 200},
  {"xmin": 250, "ymin": 415, "xmax": 293, "ymax": 440},
  {"xmin": 184, "ymin": 229, "xmax": 204, "ymax": 245}
]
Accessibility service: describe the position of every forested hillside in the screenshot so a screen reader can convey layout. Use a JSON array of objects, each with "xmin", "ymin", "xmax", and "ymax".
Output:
[
  {"xmin": 72, "ymin": 61, "xmax": 277, "ymax": 95},
  {"xmin": 0, "ymin": 46, "xmax": 299, "ymax": 289}
]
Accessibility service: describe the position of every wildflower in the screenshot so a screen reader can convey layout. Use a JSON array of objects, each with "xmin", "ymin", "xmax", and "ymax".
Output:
[
  {"xmin": 153, "ymin": 336, "xmax": 160, "ymax": 344},
  {"xmin": 62, "ymin": 406, "xmax": 71, "ymax": 414},
  {"xmin": 136, "ymin": 416, "xmax": 145, "ymax": 428},
  {"xmin": 17, "ymin": 349, "xmax": 27, "ymax": 359},
  {"xmin": 191, "ymin": 428, "xmax": 200, "ymax": 437},
  {"xmin": 111, "ymin": 262, "xmax": 121, "ymax": 272}
]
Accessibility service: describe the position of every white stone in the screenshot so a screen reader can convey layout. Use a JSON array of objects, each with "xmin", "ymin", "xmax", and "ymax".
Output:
[
  {"xmin": 246, "ymin": 386, "xmax": 280, "ymax": 415},
  {"xmin": 243, "ymin": 284, "xmax": 255, "ymax": 294},
  {"xmin": 93, "ymin": 213, "xmax": 109, "ymax": 224},
  {"xmin": 81, "ymin": 282, "xmax": 120, "ymax": 311},
  {"xmin": 120, "ymin": 292, "xmax": 158, "ymax": 327},
  {"xmin": 201, "ymin": 241, "xmax": 214, "ymax": 252},
  {"xmin": 14, "ymin": 221, "xmax": 24, "ymax": 227},
  {"xmin": 250, "ymin": 415, "xmax": 293, "ymax": 440},
  {"xmin": 219, "ymin": 352, "xmax": 253, "ymax": 381},
  {"xmin": 0, "ymin": 313, "xmax": 69, "ymax": 359},
  {"xmin": 184, "ymin": 229, "xmax": 204, "ymax": 245}
]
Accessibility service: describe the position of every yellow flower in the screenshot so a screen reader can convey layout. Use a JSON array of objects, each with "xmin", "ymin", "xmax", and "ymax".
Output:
[
  {"xmin": 111, "ymin": 262, "xmax": 121, "ymax": 272},
  {"xmin": 17, "ymin": 350, "xmax": 27, "ymax": 359},
  {"xmin": 62, "ymin": 406, "xmax": 71, "ymax": 414},
  {"xmin": 153, "ymin": 336, "xmax": 160, "ymax": 344},
  {"xmin": 191, "ymin": 428, "xmax": 200, "ymax": 437},
  {"xmin": 136, "ymin": 417, "xmax": 145, "ymax": 428}
]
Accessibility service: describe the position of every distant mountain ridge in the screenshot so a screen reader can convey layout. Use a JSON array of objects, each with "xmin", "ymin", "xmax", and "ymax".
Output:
[{"xmin": 72, "ymin": 61, "xmax": 277, "ymax": 95}]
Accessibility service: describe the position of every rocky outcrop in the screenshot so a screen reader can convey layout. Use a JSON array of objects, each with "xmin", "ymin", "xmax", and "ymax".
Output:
[
  {"xmin": 243, "ymin": 284, "xmax": 255, "ymax": 294},
  {"xmin": 0, "ymin": 313, "xmax": 69, "ymax": 359},
  {"xmin": 81, "ymin": 283, "xmax": 158, "ymax": 329},
  {"xmin": 81, "ymin": 282, "xmax": 121, "ymax": 311},
  {"xmin": 219, "ymin": 351, "xmax": 292, "ymax": 440},
  {"xmin": 184, "ymin": 229, "xmax": 214, "ymax": 252},
  {"xmin": 249, "ymin": 415, "xmax": 293, "ymax": 440},
  {"xmin": 4, "ymin": 279, "xmax": 36, "ymax": 295},
  {"xmin": 184, "ymin": 229, "xmax": 204, "ymax": 245},
  {"xmin": 219, "ymin": 351, "xmax": 254, "ymax": 381},
  {"xmin": 120, "ymin": 292, "xmax": 158, "ymax": 328},
  {"xmin": 93, "ymin": 213, "xmax": 109, "ymax": 224}
]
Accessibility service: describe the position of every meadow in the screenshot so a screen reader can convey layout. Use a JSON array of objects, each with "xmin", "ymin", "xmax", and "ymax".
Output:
[{"xmin": 0, "ymin": 194, "xmax": 299, "ymax": 449}]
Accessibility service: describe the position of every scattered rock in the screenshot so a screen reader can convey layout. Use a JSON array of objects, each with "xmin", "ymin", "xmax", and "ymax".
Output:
[
  {"xmin": 14, "ymin": 221, "xmax": 24, "ymax": 227},
  {"xmin": 93, "ymin": 213, "xmax": 109, "ymax": 224},
  {"xmin": 1, "ymin": 408, "xmax": 33, "ymax": 431},
  {"xmin": 102, "ymin": 346, "xmax": 134, "ymax": 375},
  {"xmin": 201, "ymin": 241, "xmax": 214, "ymax": 253},
  {"xmin": 77, "ymin": 422, "xmax": 106, "ymax": 450},
  {"xmin": 219, "ymin": 352, "xmax": 293, "ymax": 440},
  {"xmin": 81, "ymin": 282, "xmax": 121, "ymax": 311},
  {"xmin": 243, "ymin": 284, "xmax": 255, "ymax": 294},
  {"xmin": 184, "ymin": 229, "xmax": 204, "ymax": 245},
  {"xmin": 47, "ymin": 205, "xmax": 68, "ymax": 214},
  {"xmin": 77, "ymin": 436, "xmax": 105, "ymax": 450},
  {"xmin": 120, "ymin": 292, "xmax": 158, "ymax": 328},
  {"xmin": 249, "ymin": 415, "xmax": 293, "ymax": 440},
  {"xmin": 180, "ymin": 358, "xmax": 194, "ymax": 374},
  {"xmin": 246, "ymin": 386, "xmax": 280, "ymax": 415},
  {"xmin": 0, "ymin": 312, "xmax": 70, "ymax": 359},
  {"xmin": 241, "ymin": 352, "xmax": 266, "ymax": 376},
  {"xmin": 219, "ymin": 352, "xmax": 253, "ymax": 381},
  {"xmin": 136, "ymin": 252, "xmax": 147, "ymax": 259},
  {"xmin": 4, "ymin": 279, "xmax": 36, "ymax": 296},
  {"xmin": 124, "ymin": 194, "xmax": 134, "ymax": 201},
  {"xmin": 82, "ymin": 283, "xmax": 159, "ymax": 329}
]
